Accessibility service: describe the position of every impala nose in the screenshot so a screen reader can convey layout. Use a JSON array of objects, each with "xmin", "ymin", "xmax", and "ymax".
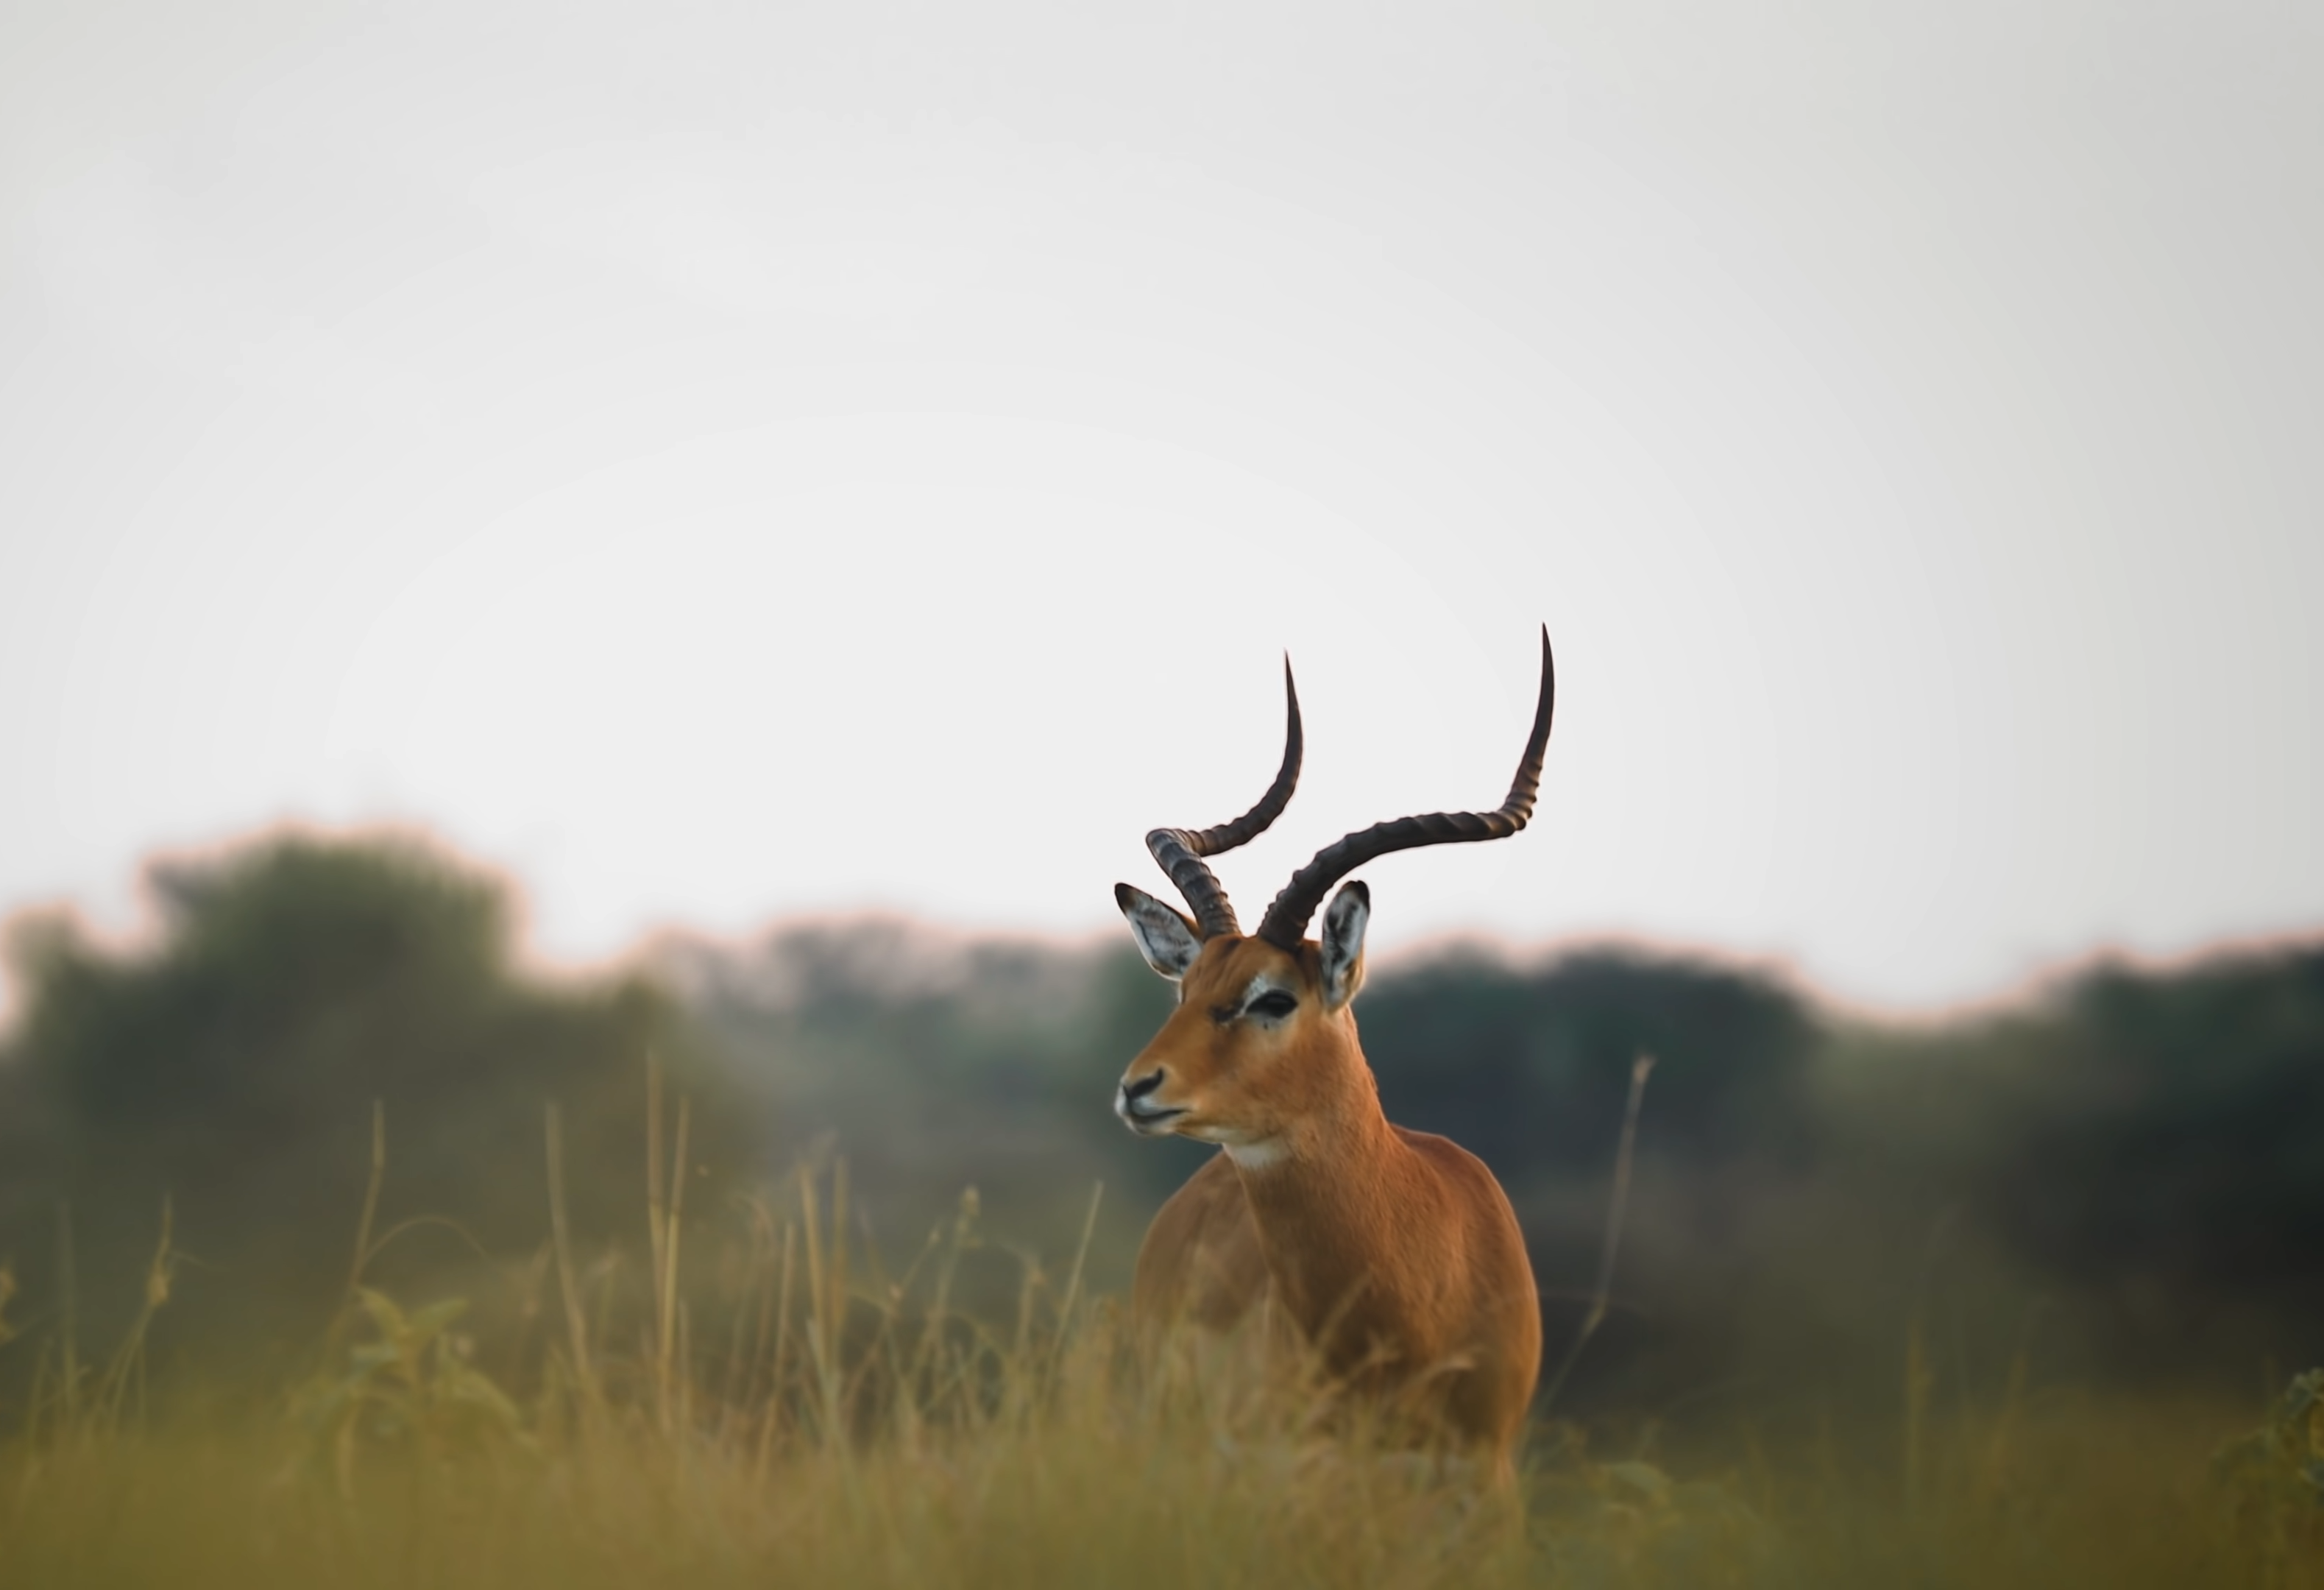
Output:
[{"xmin": 1116, "ymin": 1068, "xmax": 1182, "ymax": 1132}]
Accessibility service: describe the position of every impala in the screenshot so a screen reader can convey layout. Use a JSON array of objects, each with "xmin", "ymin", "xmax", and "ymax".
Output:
[{"xmin": 1112, "ymin": 629, "xmax": 1554, "ymax": 1479}]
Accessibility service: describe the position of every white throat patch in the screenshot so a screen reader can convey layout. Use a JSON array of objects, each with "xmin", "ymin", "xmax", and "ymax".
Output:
[{"xmin": 1225, "ymin": 1137, "xmax": 1289, "ymax": 1170}]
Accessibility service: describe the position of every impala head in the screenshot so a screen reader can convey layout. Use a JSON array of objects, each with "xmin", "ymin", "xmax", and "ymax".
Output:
[
  {"xmin": 1113, "ymin": 629, "xmax": 1556, "ymax": 1158},
  {"xmin": 1112, "ymin": 878, "xmax": 1374, "ymax": 1156}
]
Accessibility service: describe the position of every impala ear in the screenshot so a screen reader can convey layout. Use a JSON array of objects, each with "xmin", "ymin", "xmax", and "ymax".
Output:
[
  {"xmin": 1115, "ymin": 883, "xmax": 1203, "ymax": 981},
  {"xmin": 1319, "ymin": 880, "xmax": 1370, "ymax": 1009}
]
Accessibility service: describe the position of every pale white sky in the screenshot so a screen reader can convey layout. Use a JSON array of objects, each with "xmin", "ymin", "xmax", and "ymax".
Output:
[{"xmin": 1, "ymin": 0, "xmax": 2318, "ymax": 1011}]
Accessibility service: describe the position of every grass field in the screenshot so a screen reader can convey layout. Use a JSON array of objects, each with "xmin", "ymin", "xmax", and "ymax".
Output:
[
  {"xmin": 8, "ymin": 1392, "xmax": 2306, "ymax": 1590},
  {"xmin": 2, "ymin": 1094, "xmax": 2317, "ymax": 1589}
]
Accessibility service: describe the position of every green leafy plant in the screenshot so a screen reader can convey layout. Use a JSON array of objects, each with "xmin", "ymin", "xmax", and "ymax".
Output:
[
  {"xmin": 291, "ymin": 1287, "xmax": 531, "ymax": 1495},
  {"xmin": 2217, "ymin": 1368, "xmax": 2324, "ymax": 1552}
]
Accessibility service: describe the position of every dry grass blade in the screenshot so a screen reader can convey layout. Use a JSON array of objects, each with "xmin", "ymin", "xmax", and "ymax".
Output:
[
  {"xmin": 544, "ymin": 1103, "xmax": 598, "ymax": 1407},
  {"xmin": 1539, "ymin": 1050, "xmax": 1655, "ymax": 1416}
]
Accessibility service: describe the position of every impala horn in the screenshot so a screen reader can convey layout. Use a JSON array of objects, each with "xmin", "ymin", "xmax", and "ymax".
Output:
[
  {"xmin": 1254, "ymin": 626, "xmax": 1554, "ymax": 950},
  {"xmin": 1143, "ymin": 658, "xmax": 1303, "ymax": 939}
]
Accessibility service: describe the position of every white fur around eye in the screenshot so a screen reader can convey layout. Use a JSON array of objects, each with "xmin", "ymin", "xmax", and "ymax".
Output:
[{"xmin": 1239, "ymin": 975, "xmax": 1295, "ymax": 1016}]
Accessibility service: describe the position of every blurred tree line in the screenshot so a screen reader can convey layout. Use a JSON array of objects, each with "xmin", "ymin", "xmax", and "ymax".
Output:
[
  {"xmin": 2, "ymin": 830, "xmax": 2320, "ymax": 1422},
  {"xmin": 0, "ymin": 835, "xmax": 754, "ymax": 1376}
]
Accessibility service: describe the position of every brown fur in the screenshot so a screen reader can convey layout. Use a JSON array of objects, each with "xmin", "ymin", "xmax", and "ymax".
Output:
[{"xmin": 1120, "ymin": 932, "xmax": 1542, "ymax": 1477}]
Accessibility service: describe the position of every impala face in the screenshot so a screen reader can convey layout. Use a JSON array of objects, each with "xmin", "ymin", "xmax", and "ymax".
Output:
[
  {"xmin": 1114, "ymin": 934, "xmax": 1308, "ymax": 1146},
  {"xmin": 1113, "ymin": 880, "xmax": 1370, "ymax": 1159}
]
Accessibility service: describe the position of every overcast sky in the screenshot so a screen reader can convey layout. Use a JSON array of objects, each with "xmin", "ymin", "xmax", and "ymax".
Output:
[{"xmin": 2, "ymin": 0, "xmax": 2318, "ymax": 1012}]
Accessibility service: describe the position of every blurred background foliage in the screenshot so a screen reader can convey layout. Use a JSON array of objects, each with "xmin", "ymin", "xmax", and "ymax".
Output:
[
  {"xmin": 0, "ymin": 836, "xmax": 754, "ymax": 1376},
  {"xmin": 1, "ymin": 830, "xmax": 2319, "ymax": 1429}
]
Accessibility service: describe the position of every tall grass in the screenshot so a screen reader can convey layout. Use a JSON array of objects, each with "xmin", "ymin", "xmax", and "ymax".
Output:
[{"xmin": 0, "ymin": 1072, "xmax": 2314, "ymax": 1589}]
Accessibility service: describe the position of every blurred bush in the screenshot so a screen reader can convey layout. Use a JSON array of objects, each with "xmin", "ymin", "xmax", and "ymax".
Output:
[{"xmin": 0, "ymin": 834, "xmax": 754, "ymax": 1368}]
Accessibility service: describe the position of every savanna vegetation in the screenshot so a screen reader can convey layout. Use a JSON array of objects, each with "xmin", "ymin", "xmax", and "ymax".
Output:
[{"xmin": 0, "ymin": 830, "xmax": 2319, "ymax": 1586}]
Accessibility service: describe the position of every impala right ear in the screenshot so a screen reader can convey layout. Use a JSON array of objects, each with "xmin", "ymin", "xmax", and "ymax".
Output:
[
  {"xmin": 1318, "ymin": 880, "xmax": 1370, "ymax": 1009},
  {"xmin": 1115, "ymin": 883, "xmax": 1203, "ymax": 981}
]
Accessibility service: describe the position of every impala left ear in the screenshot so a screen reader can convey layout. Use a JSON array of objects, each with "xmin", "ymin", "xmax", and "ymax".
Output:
[
  {"xmin": 1319, "ymin": 880, "xmax": 1370, "ymax": 1010},
  {"xmin": 1116, "ymin": 882, "xmax": 1203, "ymax": 981}
]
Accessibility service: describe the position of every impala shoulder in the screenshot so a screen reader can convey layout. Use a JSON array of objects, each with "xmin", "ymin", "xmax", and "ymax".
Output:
[{"xmin": 1392, "ymin": 1128, "xmax": 1519, "ymax": 1206}]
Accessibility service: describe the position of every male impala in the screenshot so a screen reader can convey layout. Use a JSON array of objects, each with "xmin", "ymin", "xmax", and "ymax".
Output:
[{"xmin": 1112, "ymin": 629, "xmax": 1553, "ymax": 1479}]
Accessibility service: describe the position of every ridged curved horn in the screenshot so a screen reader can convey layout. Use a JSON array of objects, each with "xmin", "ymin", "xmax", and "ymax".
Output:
[
  {"xmin": 1146, "ymin": 658, "xmax": 1303, "ymax": 939},
  {"xmin": 1255, "ymin": 626, "xmax": 1554, "ymax": 950}
]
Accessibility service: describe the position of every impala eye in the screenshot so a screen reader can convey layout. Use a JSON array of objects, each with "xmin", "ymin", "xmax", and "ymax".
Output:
[{"xmin": 1247, "ymin": 990, "xmax": 1297, "ymax": 1020}]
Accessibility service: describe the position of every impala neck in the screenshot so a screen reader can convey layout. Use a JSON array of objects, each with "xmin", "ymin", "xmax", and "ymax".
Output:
[
  {"xmin": 1222, "ymin": 1026, "xmax": 1414, "ymax": 1336},
  {"xmin": 1222, "ymin": 1073, "xmax": 1397, "ymax": 1173}
]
